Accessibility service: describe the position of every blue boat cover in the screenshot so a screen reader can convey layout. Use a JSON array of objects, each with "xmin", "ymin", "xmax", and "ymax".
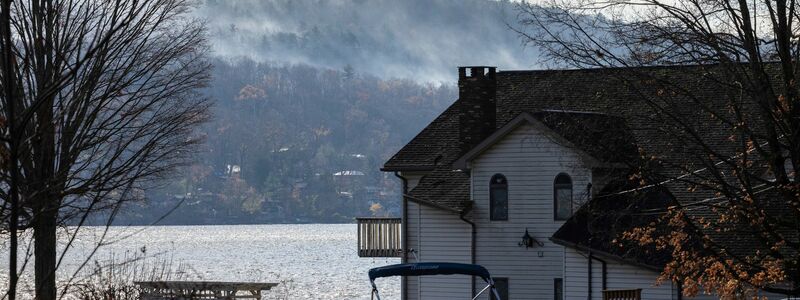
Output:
[{"xmin": 368, "ymin": 262, "xmax": 492, "ymax": 282}]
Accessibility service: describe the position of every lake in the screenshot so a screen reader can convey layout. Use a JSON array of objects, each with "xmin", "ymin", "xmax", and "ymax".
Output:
[{"xmin": 0, "ymin": 224, "xmax": 400, "ymax": 299}]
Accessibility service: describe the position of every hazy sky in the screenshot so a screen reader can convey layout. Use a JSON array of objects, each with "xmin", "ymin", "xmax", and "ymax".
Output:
[{"xmin": 195, "ymin": 0, "xmax": 540, "ymax": 83}]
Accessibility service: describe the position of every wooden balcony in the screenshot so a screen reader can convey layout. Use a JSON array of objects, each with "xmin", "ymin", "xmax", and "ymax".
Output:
[
  {"xmin": 357, "ymin": 217, "xmax": 402, "ymax": 257},
  {"xmin": 603, "ymin": 289, "xmax": 642, "ymax": 300}
]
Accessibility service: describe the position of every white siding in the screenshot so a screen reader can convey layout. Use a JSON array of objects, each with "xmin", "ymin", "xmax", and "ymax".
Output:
[
  {"xmin": 606, "ymin": 264, "xmax": 678, "ymax": 300},
  {"xmin": 564, "ymin": 248, "xmax": 601, "ymax": 299},
  {"xmin": 564, "ymin": 248, "xmax": 737, "ymax": 300},
  {"xmin": 404, "ymin": 201, "xmax": 471, "ymax": 300},
  {"xmin": 471, "ymin": 123, "xmax": 592, "ymax": 299},
  {"xmin": 565, "ymin": 248, "xmax": 676, "ymax": 299},
  {"xmin": 400, "ymin": 172, "xmax": 424, "ymax": 300},
  {"xmin": 405, "ymin": 201, "xmax": 420, "ymax": 300}
]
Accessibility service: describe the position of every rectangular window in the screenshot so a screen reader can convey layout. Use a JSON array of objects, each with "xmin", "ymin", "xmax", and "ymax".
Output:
[
  {"xmin": 490, "ymin": 187, "xmax": 508, "ymax": 220},
  {"xmin": 554, "ymin": 188, "xmax": 572, "ymax": 220},
  {"xmin": 554, "ymin": 174, "xmax": 573, "ymax": 220},
  {"xmin": 490, "ymin": 277, "xmax": 509, "ymax": 300},
  {"xmin": 554, "ymin": 278, "xmax": 563, "ymax": 300}
]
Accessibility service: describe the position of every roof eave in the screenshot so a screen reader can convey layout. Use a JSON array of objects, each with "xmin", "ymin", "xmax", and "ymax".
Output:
[
  {"xmin": 403, "ymin": 193, "xmax": 466, "ymax": 215},
  {"xmin": 380, "ymin": 165, "xmax": 435, "ymax": 172}
]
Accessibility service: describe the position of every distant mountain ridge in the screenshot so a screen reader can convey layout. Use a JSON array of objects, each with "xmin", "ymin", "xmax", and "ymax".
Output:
[
  {"xmin": 196, "ymin": 0, "xmax": 536, "ymax": 82},
  {"xmin": 110, "ymin": 0, "xmax": 538, "ymax": 225},
  {"xmin": 111, "ymin": 60, "xmax": 456, "ymax": 225}
]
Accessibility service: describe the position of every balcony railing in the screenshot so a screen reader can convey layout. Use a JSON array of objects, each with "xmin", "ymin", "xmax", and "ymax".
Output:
[
  {"xmin": 357, "ymin": 217, "xmax": 402, "ymax": 257},
  {"xmin": 603, "ymin": 289, "xmax": 642, "ymax": 300}
]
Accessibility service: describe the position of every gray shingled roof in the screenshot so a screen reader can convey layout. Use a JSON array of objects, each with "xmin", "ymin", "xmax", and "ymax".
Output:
[
  {"xmin": 386, "ymin": 64, "xmax": 764, "ymax": 171},
  {"xmin": 529, "ymin": 110, "xmax": 638, "ymax": 164},
  {"xmin": 388, "ymin": 64, "xmax": 748, "ymax": 213},
  {"xmin": 552, "ymin": 183, "xmax": 799, "ymax": 271},
  {"xmin": 406, "ymin": 168, "xmax": 472, "ymax": 213},
  {"xmin": 382, "ymin": 101, "xmax": 462, "ymax": 171},
  {"xmin": 550, "ymin": 181, "xmax": 678, "ymax": 269}
]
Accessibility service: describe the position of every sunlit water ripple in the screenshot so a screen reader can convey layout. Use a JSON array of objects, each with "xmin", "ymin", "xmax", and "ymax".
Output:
[{"xmin": 0, "ymin": 224, "xmax": 400, "ymax": 299}]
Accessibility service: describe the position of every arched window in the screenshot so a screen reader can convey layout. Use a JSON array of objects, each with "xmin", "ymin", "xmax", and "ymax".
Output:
[
  {"xmin": 490, "ymin": 174, "xmax": 508, "ymax": 221},
  {"xmin": 554, "ymin": 173, "xmax": 573, "ymax": 220}
]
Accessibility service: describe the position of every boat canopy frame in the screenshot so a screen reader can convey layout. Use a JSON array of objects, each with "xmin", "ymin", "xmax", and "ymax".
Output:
[{"xmin": 368, "ymin": 262, "xmax": 502, "ymax": 300}]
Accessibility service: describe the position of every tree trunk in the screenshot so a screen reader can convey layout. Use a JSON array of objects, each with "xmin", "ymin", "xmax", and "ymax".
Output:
[{"xmin": 34, "ymin": 208, "xmax": 57, "ymax": 300}]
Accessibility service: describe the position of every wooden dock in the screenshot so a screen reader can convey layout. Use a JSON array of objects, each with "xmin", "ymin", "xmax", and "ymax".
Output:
[{"xmin": 134, "ymin": 281, "xmax": 278, "ymax": 299}]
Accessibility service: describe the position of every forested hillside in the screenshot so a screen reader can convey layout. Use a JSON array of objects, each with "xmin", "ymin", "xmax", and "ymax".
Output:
[
  {"xmin": 115, "ymin": 59, "xmax": 455, "ymax": 224},
  {"xmin": 113, "ymin": 0, "xmax": 531, "ymax": 224}
]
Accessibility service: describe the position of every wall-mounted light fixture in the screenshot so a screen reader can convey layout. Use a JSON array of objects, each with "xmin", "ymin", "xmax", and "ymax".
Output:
[{"xmin": 518, "ymin": 228, "xmax": 543, "ymax": 248}]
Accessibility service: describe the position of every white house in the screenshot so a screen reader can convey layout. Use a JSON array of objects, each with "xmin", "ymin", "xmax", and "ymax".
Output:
[{"xmin": 358, "ymin": 66, "xmax": 793, "ymax": 300}]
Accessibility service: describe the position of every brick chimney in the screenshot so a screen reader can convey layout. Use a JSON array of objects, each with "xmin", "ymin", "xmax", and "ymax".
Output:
[{"xmin": 458, "ymin": 66, "xmax": 497, "ymax": 154}]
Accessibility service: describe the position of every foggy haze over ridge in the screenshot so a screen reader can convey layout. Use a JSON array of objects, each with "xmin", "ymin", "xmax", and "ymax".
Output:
[
  {"xmin": 106, "ymin": 0, "xmax": 544, "ymax": 225},
  {"xmin": 196, "ymin": 0, "xmax": 538, "ymax": 83}
]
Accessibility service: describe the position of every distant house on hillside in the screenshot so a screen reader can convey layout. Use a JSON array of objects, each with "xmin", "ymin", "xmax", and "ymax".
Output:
[
  {"xmin": 333, "ymin": 170, "xmax": 367, "ymax": 193},
  {"xmin": 333, "ymin": 170, "xmax": 366, "ymax": 176},
  {"xmin": 356, "ymin": 66, "xmax": 796, "ymax": 300}
]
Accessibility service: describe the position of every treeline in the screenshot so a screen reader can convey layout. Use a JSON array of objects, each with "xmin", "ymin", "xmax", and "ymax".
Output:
[{"xmin": 113, "ymin": 59, "xmax": 455, "ymax": 224}]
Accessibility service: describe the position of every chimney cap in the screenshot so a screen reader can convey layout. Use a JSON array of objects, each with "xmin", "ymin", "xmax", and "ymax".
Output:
[{"xmin": 458, "ymin": 66, "xmax": 497, "ymax": 79}]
